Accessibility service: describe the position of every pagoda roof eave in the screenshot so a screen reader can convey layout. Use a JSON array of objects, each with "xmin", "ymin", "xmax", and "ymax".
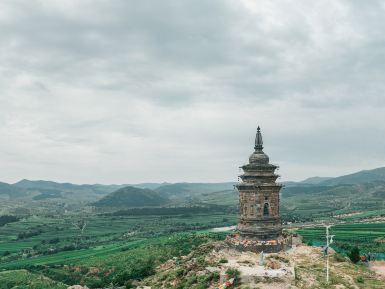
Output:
[
  {"xmin": 236, "ymin": 183, "xmax": 283, "ymax": 189},
  {"xmin": 241, "ymin": 163, "xmax": 278, "ymax": 169}
]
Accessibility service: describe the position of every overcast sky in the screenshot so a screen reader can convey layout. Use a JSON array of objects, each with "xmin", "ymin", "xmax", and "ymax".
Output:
[{"xmin": 1, "ymin": 0, "xmax": 385, "ymax": 184}]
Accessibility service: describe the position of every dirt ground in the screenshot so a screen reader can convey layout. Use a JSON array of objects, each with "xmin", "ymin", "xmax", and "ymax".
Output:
[
  {"xmin": 370, "ymin": 261, "xmax": 385, "ymax": 279},
  {"xmin": 137, "ymin": 242, "xmax": 385, "ymax": 289},
  {"xmin": 208, "ymin": 245, "xmax": 297, "ymax": 289},
  {"xmin": 210, "ymin": 243, "xmax": 384, "ymax": 289}
]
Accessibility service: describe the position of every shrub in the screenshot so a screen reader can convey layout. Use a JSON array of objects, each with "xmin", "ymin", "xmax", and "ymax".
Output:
[
  {"xmin": 112, "ymin": 257, "xmax": 156, "ymax": 285},
  {"xmin": 219, "ymin": 258, "xmax": 228, "ymax": 264},
  {"xmin": 0, "ymin": 215, "xmax": 19, "ymax": 227},
  {"xmin": 348, "ymin": 247, "xmax": 360, "ymax": 263},
  {"xmin": 212, "ymin": 272, "xmax": 220, "ymax": 282},
  {"xmin": 17, "ymin": 229, "xmax": 43, "ymax": 240},
  {"xmin": 226, "ymin": 268, "xmax": 241, "ymax": 282},
  {"xmin": 356, "ymin": 276, "xmax": 364, "ymax": 283},
  {"xmin": 175, "ymin": 268, "xmax": 185, "ymax": 277},
  {"xmin": 196, "ymin": 256, "xmax": 207, "ymax": 266},
  {"xmin": 48, "ymin": 238, "xmax": 60, "ymax": 244}
]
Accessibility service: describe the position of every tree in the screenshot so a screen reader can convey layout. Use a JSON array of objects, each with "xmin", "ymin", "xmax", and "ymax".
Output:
[{"xmin": 348, "ymin": 246, "xmax": 360, "ymax": 263}]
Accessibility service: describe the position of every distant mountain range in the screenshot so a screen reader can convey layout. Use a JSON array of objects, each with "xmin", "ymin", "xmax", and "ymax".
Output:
[
  {"xmin": 277, "ymin": 167, "xmax": 385, "ymax": 219},
  {"xmin": 1, "ymin": 167, "xmax": 385, "ymax": 211},
  {"xmin": 317, "ymin": 167, "xmax": 385, "ymax": 186},
  {"xmin": 283, "ymin": 167, "xmax": 385, "ymax": 186},
  {"xmin": 14, "ymin": 179, "xmax": 125, "ymax": 194}
]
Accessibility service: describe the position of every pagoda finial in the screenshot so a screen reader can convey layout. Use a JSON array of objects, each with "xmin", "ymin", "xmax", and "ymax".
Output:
[{"xmin": 255, "ymin": 125, "xmax": 263, "ymax": 151}]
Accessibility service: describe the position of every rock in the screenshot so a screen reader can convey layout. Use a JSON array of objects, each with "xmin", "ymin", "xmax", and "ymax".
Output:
[
  {"xmin": 266, "ymin": 259, "xmax": 281, "ymax": 269},
  {"xmin": 67, "ymin": 286, "xmax": 89, "ymax": 289},
  {"xmin": 206, "ymin": 266, "xmax": 221, "ymax": 273}
]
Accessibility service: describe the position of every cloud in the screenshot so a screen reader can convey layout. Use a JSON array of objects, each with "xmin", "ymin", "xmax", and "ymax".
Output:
[{"xmin": 0, "ymin": 0, "xmax": 384, "ymax": 183}]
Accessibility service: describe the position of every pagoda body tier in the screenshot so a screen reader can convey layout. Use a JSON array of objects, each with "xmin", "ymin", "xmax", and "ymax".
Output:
[{"xmin": 236, "ymin": 126, "xmax": 282, "ymax": 240}]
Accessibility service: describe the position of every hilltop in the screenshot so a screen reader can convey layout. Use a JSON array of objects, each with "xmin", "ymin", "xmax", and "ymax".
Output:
[
  {"xmin": 137, "ymin": 240, "xmax": 384, "ymax": 289},
  {"xmin": 93, "ymin": 186, "xmax": 169, "ymax": 208},
  {"xmin": 2, "ymin": 237, "xmax": 384, "ymax": 289},
  {"xmin": 300, "ymin": 176, "xmax": 333, "ymax": 185}
]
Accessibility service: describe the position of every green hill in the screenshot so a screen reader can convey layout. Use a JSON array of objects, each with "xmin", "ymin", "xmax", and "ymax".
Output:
[
  {"xmin": 300, "ymin": 176, "xmax": 332, "ymax": 184},
  {"xmin": 281, "ymin": 181, "xmax": 385, "ymax": 220},
  {"xmin": 155, "ymin": 182, "xmax": 236, "ymax": 198},
  {"xmin": 0, "ymin": 182, "xmax": 27, "ymax": 199},
  {"xmin": 320, "ymin": 167, "xmax": 385, "ymax": 186},
  {"xmin": 94, "ymin": 186, "xmax": 169, "ymax": 208}
]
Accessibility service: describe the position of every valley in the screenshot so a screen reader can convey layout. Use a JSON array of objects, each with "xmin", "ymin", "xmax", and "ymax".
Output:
[{"xmin": 1, "ymin": 167, "xmax": 385, "ymax": 288}]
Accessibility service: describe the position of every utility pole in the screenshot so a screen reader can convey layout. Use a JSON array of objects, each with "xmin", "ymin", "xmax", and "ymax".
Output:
[{"xmin": 324, "ymin": 225, "xmax": 335, "ymax": 283}]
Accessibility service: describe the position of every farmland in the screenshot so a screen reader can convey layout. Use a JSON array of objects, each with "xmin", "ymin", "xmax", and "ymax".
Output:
[
  {"xmin": 297, "ymin": 222, "xmax": 385, "ymax": 258},
  {"xmin": 1, "ymin": 209, "xmax": 385, "ymax": 288},
  {"xmin": 0, "ymin": 212, "xmax": 234, "ymax": 287},
  {"xmin": 1, "ymin": 172, "xmax": 385, "ymax": 288},
  {"xmin": 2, "ymin": 209, "xmax": 384, "ymax": 288}
]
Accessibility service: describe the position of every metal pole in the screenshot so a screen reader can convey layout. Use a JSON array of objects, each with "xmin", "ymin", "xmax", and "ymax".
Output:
[
  {"xmin": 324, "ymin": 225, "xmax": 334, "ymax": 284},
  {"xmin": 326, "ymin": 225, "xmax": 329, "ymax": 283}
]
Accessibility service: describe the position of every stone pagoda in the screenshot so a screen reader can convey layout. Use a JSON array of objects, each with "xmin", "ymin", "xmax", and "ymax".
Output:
[{"xmin": 227, "ymin": 126, "xmax": 289, "ymax": 252}]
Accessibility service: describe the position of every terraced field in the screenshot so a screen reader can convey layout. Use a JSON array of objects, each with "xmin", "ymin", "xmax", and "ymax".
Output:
[
  {"xmin": 1, "ymin": 207, "xmax": 384, "ymax": 287},
  {"xmin": 0, "ymin": 212, "xmax": 235, "ymax": 287},
  {"xmin": 297, "ymin": 222, "xmax": 385, "ymax": 257},
  {"xmin": 0, "ymin": 269, "xmax": 67, "ymax": 289}
]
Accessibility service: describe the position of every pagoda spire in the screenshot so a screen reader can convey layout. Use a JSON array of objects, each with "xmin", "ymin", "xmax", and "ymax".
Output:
[{"xmin": 254, "ymin": 126, "xmax": 263, "ymax": 151}]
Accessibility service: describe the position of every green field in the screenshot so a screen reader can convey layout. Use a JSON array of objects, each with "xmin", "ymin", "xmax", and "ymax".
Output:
[
  {"xmin": 0, "ymin": 270, "xmax": 67, "ymax": 289},
  {"xmin": 297, "ymin": 222, "xmax": 385, "ymax": 258},
  {"xmin": 1, "ymin": 203, "xmax": 385, "ymax": 287},
  {"xmin": 0, "ymin": 212, "xmax": 235, "ymax": 288}
]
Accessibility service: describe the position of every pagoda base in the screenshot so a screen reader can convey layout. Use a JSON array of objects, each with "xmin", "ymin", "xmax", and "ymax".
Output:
[
  {"xmin": 225, "ymin": 233, "xmax": 292, "ymax": 253},
  {"xmin": 237, "ymin": 217, "xmax": 282, "ymax": 240}
]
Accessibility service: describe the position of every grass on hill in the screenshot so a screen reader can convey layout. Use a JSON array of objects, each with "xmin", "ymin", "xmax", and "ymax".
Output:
[{"xmin": 0, "ymin": 269, "xmax": 67, "ymax": 289}]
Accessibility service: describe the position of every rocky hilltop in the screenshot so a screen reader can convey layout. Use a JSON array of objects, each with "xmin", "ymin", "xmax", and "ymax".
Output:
[
  {"xmin": 62, "ymin": 238, "xmax": 385, "ymax": 289},
  {"xmin": 135, "ymin": 241, "xmax": 384, "ymax": 289}
]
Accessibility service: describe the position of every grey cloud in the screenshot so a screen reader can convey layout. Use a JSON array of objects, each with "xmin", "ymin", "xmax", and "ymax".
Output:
[{"xmin": 0, "ymin": 0, "xmax": 385, "ymax": 183}]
